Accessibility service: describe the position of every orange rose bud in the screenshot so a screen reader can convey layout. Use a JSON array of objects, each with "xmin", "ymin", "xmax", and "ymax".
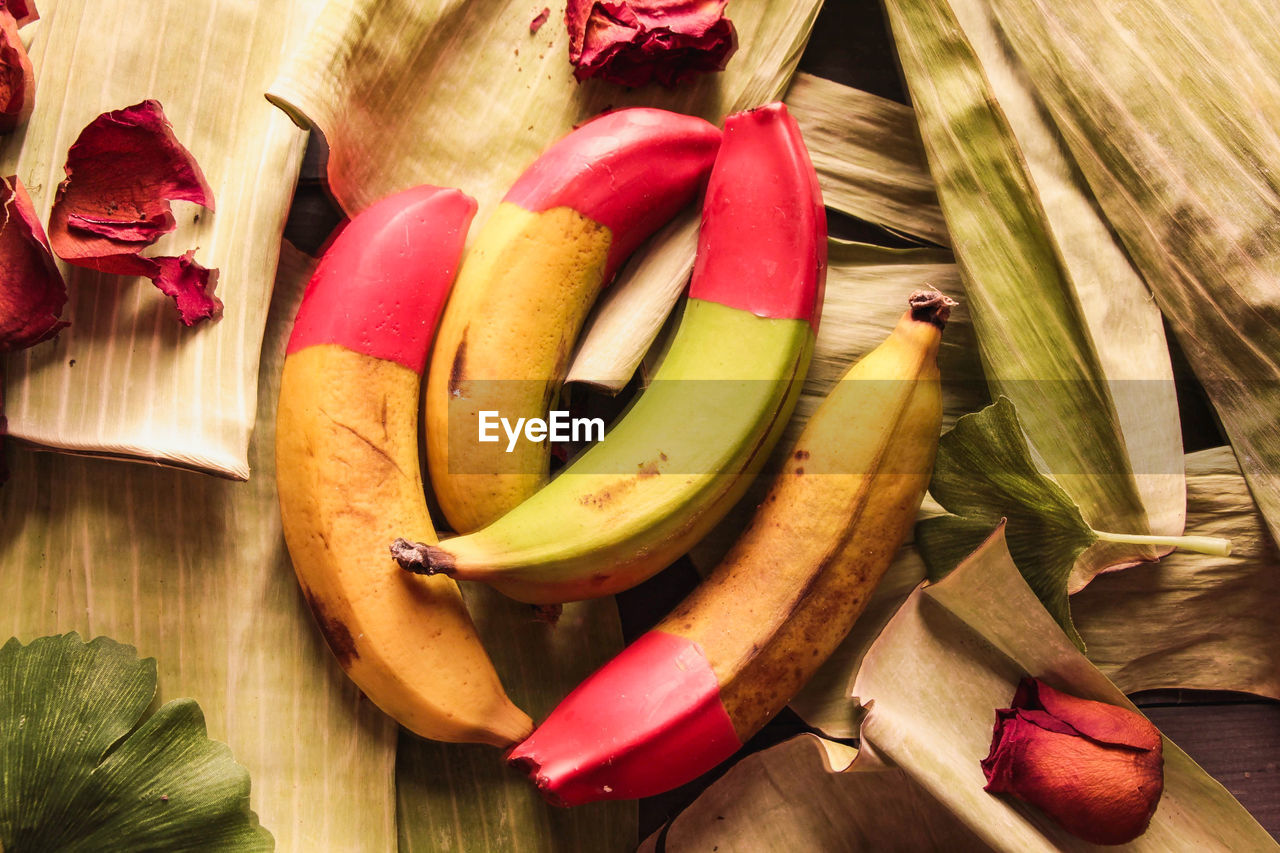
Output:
[{"xmin": 981, "ymin": 678, "xmax": 1164, "ymax": 845}]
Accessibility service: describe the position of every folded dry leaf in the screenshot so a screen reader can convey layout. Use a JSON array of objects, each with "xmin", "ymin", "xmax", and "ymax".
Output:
[{"xmin": 851, "ymin": 526, "xmax": 1273, "ymax": 851}]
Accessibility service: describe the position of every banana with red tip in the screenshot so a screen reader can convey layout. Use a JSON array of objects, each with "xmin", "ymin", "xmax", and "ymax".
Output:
[
  {"xmin": 507, "ymin": 289, "xmax": 953, "ymax": 801},
  {"xmin": 397, "ymin": 103, "xmax": 825, "ymax": 604},
  {"xmin": 425, "ymin": 109, "xmax": 722, "ymax": 533},
  {"xmin": 276, "ymin": 185, "xmax": 531, "ymax": 747}
]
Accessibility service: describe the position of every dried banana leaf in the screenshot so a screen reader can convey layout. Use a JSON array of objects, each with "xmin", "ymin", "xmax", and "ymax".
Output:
[
  {"xmin": 396, "ymin": 589, "xmax": 632, "ymax": 853},
  {"xmin": 785, "ymin": 72, "xmax": 947, "ymax": 246},
  {"xmin": 0, "ymin": 0, "xmax": 325, "ymax": 479},
  {"xmin": 1077, "ymin": 446, "xmax": 1280, "ymax": 699},
  {"xmin": 568, "ymin": 71, "xmax": 949, "ymax": 392},
  {"xmin": 689, "ymin": 237, "xmax": 985, "ymax": 571},
  {"xmin": 0, "ymin": 245, "xmax": 399, "ymax": 851},
  {"xmin": 851, "ymin": 526, "xmax": 1275, "ymax": 851},
  {"xmin": 269, "ymin": 0, "xmax": 820, "ymax": 220},
  {"xmin": 883, "ymin": 0, "xmax": 1185, "ymax": 588},
  {"xmin": 985, "ymin": 0, "xmax": 1280, "ymax": 551},
  {"xmin": 637, "ymin": 736, "xmax": 989, "ymax": 853}
]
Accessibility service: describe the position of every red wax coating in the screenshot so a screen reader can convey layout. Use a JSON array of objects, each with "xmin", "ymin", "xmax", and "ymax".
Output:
[
  {"xmin": 503, "ymin": 108, "xmax": 720, "ymax": 281},
  {"xmin": 287, "ymin": 185, "xmax": 476, "ymax": 373},
  {"xmin": 508, "ymin": 630, "xmax": 741, "ymax": 806},
  {"xmin": 689, "ymin": 102, "xmax": 826, "ymax": 330}
]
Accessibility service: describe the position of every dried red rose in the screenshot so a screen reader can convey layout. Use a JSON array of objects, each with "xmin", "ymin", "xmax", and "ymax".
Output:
[
  {"xmin": 982, "ymin": 678, "xmax": 1164, "ymax": 845},
  {"xmin": 0, "ymin": 4, "xmax": 34, "ymax": 133},
  {"xmin": 566, "ymin": 0, "xmax": 738, "ymax": 88},
  {"xmin": 48, "ymin": 100, "xmax": 220, "ymax": 326},
  {"xmin": 0, "ymin": 175, "xmax": 67, "ymax": 351}
]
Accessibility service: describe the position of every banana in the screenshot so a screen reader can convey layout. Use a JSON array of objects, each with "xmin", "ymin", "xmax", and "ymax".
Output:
[
  {"xmin": 506, "ymin": 289, "xmax": 954, "ymax": 803},
  {"xmin": 395, "ymin": 103, "xmax": 826, "ymax": 604},
  {"xmin": 276, "ymin": 185, "xmax": 531, "ymax": 747},
  {"xmin": 425, "ymin": 108, "xmax": 722, "ymax": 533}
]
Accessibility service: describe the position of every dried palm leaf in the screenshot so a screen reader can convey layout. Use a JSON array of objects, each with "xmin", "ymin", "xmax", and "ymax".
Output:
[
  {"xmin": 985, "ymin": 0, "xmax": 1280, "ymax": 549},
  {"xmin": 882, "ymin": 0, "xmax": 1185, "ymax": 588},
  {"xmin": 0, "ymin": 0, "xmax": 325, "ymax": 478}
]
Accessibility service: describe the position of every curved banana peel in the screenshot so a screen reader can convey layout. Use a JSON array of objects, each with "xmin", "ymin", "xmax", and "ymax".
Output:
[
  {"xmin": 399, "ymin": 103, "xmax": 826, "ymax": 605},
  {"xmin": 276, "ymin": 185, "xmax": 531, "ymax": 748},
  {"xmin": 425, "ymin": 108, "xmax": 722, "ymax": 533},
  {"xmin": 508, "ymin": 290, "xmax": 953, "ymax": 803}
]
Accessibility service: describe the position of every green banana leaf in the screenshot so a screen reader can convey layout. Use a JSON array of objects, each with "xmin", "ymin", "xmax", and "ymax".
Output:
[
  {"xmin": 882, "ymin": 0, "xmax": 1185, "ymax": 588},
  {"xmin": 984, "ymin": 0, "xmax": 1280, "ymax": 550},
  {"xmin": 638, "ymin": 736, "xmax": 989, "ymax": 852},
  {"xmin": 0, "ymin": 0, "xmax": 326, "ymax": 478},
  {"xmin": 1, "ymin": 245, "xmax": 400, "ymax": 851},
  {"xmin": 850, "ymin": 526, "xmax": 1275, "ymax": 851}
]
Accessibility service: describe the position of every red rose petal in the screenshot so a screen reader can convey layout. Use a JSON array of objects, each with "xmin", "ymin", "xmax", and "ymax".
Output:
[
  {"xmin": 149, "ymin": 250, "xmax": 221, "ymax": 326},
  {"xmin": 0, "ymin": 9, "xmax": 33, "ymax": 133},
  {"xmin": 0, "ymin": 1, "xmax": 36, "ymax": 28},
  {"xmin": 530, "ymin": 6, "xmax": 549, "ymax": 32},
  {"xmin": 0, "ymin": 175, "xmax": 68, "ymax": 351},
  {"xmin": 48, "ymin": 100, "xmax": 219, "ymax": 325},
  {"xmin": 565, "ymin": 0, "xmax": 738, "ymax": 88}
]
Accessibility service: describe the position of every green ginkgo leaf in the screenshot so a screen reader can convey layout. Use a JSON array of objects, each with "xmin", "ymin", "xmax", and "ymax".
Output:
[
  {"xmin": 918, "ymin": 397, "xmax": 1230, "ymax": 650},
  {"xmin": 0, "ymin": 633, "xmax": 272, "ymax": 852},
  {"xmin": 917, "ymin": 396, "xmax": 1095, "ymax": 647}
]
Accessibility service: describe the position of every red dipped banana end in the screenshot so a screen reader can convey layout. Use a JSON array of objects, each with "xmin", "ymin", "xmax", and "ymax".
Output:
[
  {"xmin": 690, "ymin": 102, "xmax": 827, "ymax": 331},
  {"xmin": 503, "ymin": 108, "xmax": 721, "ymax": 282},
  {"xmin": 508, "ymin": 630, "xmax": 741, "ymax": 806},
  {"xmin": 287, "ymin": 184, "xmax": 477, "ymax": 373}
]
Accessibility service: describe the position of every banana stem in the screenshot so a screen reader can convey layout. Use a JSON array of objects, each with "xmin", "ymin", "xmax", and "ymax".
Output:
[
  {"xmin": 390, "ymin": 538, "xmax": 456, "ymax": 575},
  {"xmin": 1092, "ymin": 529, "xmax": 1233, "ymax": 558}
]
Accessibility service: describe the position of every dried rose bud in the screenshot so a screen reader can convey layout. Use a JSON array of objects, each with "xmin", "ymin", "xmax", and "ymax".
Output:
[
  {"xmin": 566, "ymin": 0, "xmax": 738, "ymax": 88},
  {"xmin": 0, "ymin": 175, "xmax": 67, "ymax": 351},
  {"xmin": 982, "ymin": 678, "xmax": 1164, "ymax": 845}
]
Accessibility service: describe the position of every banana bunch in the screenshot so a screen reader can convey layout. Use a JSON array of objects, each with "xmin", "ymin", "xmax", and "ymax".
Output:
[
  {"xmin": 275, "ymin": 186, "xmax": 530, "ymax": 747},
  {"xmin": 425, "ymin": 109, "xmax": 722, "ymax": 533},
  {"xmin": 395, "ymin": 103, "xmax": 827, "ymax": 604},
  {"xmin": 507, "ymin": 290, "xmax": 954, "ymax": 803}
]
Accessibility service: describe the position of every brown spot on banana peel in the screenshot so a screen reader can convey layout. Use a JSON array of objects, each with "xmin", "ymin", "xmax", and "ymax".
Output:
[
  {"xmin": 302, "ymin": 588, "xmax": 359, "ymax": 667},
  {"xmin": 448, "ymin": 336, "xmax": 467, "ymax": 396}
]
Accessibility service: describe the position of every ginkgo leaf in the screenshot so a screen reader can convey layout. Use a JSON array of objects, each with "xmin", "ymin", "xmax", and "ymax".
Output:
[{"xmin": 0, "ymin": 632, "xmax": 271, "ymax": 851}]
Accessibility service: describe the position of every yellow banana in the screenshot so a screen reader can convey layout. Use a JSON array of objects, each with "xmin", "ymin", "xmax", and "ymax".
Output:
[
  {"xmin": 424, "ymin": 108, "xmax": 721, "ymax": 533},
  {"xmin": 508, "ymin": 289, "xmax": 952, "ymax": 802},
  {"xmin": 276, "ymin": 185, "xmax": 531, "ymax": 747}
]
